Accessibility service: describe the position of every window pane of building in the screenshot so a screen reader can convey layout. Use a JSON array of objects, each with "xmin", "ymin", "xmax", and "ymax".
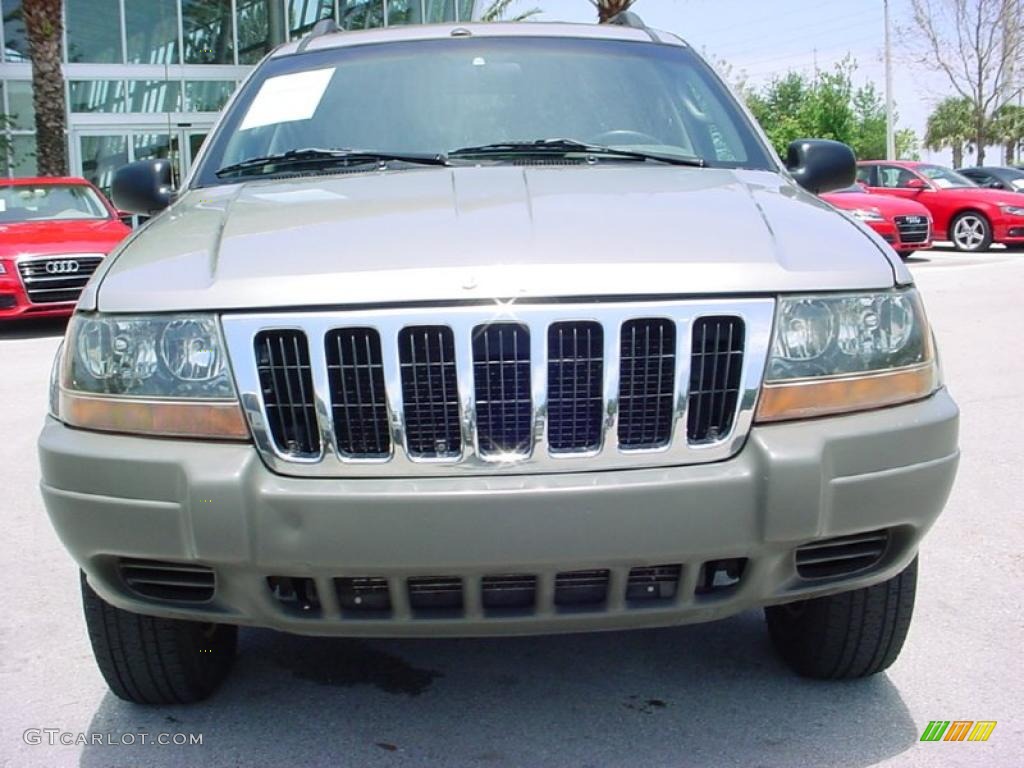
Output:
[
  {"xmin": 340, "ymin": 0, "xmax": 385, "ymax": 29},
  {"xmin": 288, "ymin": 0, "xmax": 336, "ymax": 38},
  {"xmin": 182, "ymin": 0, "xmax": 235, "ymax": 64},
  {"xmin": 424, "ymin": 0, "xmax": 454, "ymax": 23},
  {"xmin": 79, "ymin": 135, "xmax": 128, "ymax": 196},
  {"xmin": 8, "ymin": 134, "xmax": 37, "ymax": 176},
  {"xmin": 457, "ymin": 0, "xmax": 473, "ymax": 21},
  {"xmin": 387, "ymin": 0, "xmax": 415, "ymax": 25},
  {"xmin": 126, "ymin": 80, "xmax": 182, "ymax": 113},
  {"xmin": 2, "ymin": 0, "xmax": 29, "ymax": 62},
  {"xmin": 125, "ymin": 0, "xmax": 181, "ymax": 65},
  {"xmin": 237, "ymin": 0, "xmax": 284, "ymax": 64},
  {"xmin": 66, "ymin": 0, "xmax": 123, "ymax": 63},
  {"xmin": 69, "ymin": 81, "xmax": 126, "ymax": 113},
  {"xmin": 6, "ymin": 80, "xmax": 34, "ymax": 130},
  {"xmin": 185, "ymin": 80, "xmax": 236, "ymax": 112}
]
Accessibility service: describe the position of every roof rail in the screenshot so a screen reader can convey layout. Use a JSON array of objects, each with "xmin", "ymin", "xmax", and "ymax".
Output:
[
  {"xmin": 606, "ymin": 11, "xmax": 660, "ymax": 42},
  {"xmin": 296, "ymin": 18, "xmax": 340, "ymax": 53}
]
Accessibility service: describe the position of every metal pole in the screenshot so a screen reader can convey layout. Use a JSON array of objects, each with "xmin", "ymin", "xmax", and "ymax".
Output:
[{"xmin": 884, "ymin": 0, "xmax": 896, "ymax": 160}]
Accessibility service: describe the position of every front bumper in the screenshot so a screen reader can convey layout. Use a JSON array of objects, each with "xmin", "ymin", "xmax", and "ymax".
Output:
[{"xmin": 38, "ymin": 390, "xmax": 960, "ymax": 637}]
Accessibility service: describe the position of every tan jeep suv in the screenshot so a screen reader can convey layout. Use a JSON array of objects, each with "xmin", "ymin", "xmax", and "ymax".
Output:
[{"xmin": 39, "ymin": 17, "xmax": 959, "ymax": 704}]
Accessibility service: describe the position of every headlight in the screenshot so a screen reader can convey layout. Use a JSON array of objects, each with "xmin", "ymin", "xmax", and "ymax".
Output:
[
  {"xmin": 59, "ymin": 313, "xmax": 249, "ymax": 439},
  {"xmin": 756, "ymin": 289, "xmax": 939, "ymax": 422},
  {"xmin": 848, "ymin": 208, "xmax": 885, "ymax": 223},
  {"xmin": 1000, "ymin": 204, "xmax": 1024, "ymax": 216}
]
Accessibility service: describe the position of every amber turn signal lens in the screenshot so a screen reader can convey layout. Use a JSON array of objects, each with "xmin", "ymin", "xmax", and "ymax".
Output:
[
  {"xmin": 755, "ymin": 363, "xmax": 938, "ymax": 423},
  {"xmin": 60, "ymin": 392, "xmax": 250, "ymax": 440}
]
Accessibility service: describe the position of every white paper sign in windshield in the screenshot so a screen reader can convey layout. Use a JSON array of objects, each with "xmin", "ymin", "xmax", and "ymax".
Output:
[{"xmin": 239, "ymin": 67, "xmax": 335, "ymax": 131}]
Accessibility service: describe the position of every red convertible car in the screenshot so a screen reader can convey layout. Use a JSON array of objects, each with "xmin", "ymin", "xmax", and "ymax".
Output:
[
  {"xmin": 821, "ymin": 184, "xmax": 933, "ymax": 258},
  {"xmin": 857, "ymin": 160, "xmax": 1024, "ymax": 252},
  {"xmin": 0, "ymin": 177, "xmax": 130, "ymax": 321}
]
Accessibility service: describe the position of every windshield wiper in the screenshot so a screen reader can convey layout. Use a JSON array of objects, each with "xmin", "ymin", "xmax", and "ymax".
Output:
[
  {"xmin": 215, "ymin": 148, "xmax": 447, "ymax": 178},
  {"xmin": 447, "ymin": 139, "xmax": 706, "ymax": 167}
]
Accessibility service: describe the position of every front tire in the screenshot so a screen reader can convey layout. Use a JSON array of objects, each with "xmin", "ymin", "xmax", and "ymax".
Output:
[
  {"xmin": 81, "ymin": 571, "xmax": 237, "ymax": 704},
  {"xmin": 950, "ymin": 212, "xmax": 992, "ymax": 252},
  {"xmin": 765, "ymin": 557, "xmax": 917, "ymax": 679}
]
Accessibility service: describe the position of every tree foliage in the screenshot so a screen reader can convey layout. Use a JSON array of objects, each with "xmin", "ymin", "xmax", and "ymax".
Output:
[
  {"xmin": 743, "ymin": 61, "xmax": 919, "ymax": 161},
  {"xmin": 904, "ymin": 0, "xmax": 1023, "ymax": 164},
  {"xmin": 480, "ymin": 0, "xmax": 542, "ymax": 22},
  {"xmin": 924, "ymin": 97, "xmax": 976, "ymax": 167}
]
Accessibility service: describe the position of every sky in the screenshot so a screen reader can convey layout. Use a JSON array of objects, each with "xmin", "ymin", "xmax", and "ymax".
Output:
[{"xmin": 522, "ymin": 0, "xmax": 984, "ymax": 164}]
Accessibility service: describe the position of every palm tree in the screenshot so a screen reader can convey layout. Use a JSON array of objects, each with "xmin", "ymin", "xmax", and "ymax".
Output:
[
  {"xmin": 989, "ymin": 104, "xmax": 1024, "ymax": 165},
  {"xmin": 480, "ymin": 0, "xmax": 541, "ymax": 21},
  {"xmin": 925, "ymin": 97, "xmax": 975, "ymax": 169},
  {"xmin": 590, "ymin": 0, "xmax": 636, "ymax": 22},
  {"xmin": 23, "ymin": 0, "xmax": 67, "ymax": 176}
]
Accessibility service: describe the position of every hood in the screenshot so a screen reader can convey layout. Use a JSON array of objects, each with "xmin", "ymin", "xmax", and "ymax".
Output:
[
  {"xmin": 0, "ymin": 218, "xmax": 129, "ymax": 258},
  {"xmin": 93, "ymin": 166, "xmax": 901, "ymax": 313},
  {"xmin": 822, "ymin": 191, "xmax": 930, "ymax": 217}
]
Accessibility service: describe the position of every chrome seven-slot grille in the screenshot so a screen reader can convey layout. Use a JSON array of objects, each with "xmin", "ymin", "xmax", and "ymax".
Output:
[{"xmin": 224, "ymin": 300, "xmax": 774, "ymax": 477}]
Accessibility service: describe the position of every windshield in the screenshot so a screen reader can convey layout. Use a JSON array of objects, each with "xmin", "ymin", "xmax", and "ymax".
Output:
[
  {"xmin": 917, "ymin": 164, "xmax": 977, "ymax": 189},
  {"xmin": 0, "ymin": 183, "xmax": 110, "ymax": 222},
  {"xmin": 194, "ymin": 37, "xmax": 773, "ymax": 186}
]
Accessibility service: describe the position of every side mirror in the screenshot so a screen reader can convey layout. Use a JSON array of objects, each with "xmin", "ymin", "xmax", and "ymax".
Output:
[
  {"xmin": 785, "ymin": 139, "xmax": 856, "ymax": 194},
  {"xmin": 905, "ymin": 178, "xmax": 928, "ymax": 191},
  {"xmin": 112, "ymin": 159, "xmax": 175, "ymax": 216}
]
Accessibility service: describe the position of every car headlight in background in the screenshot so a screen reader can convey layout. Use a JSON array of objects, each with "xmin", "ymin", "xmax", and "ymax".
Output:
[
  {"xmin": 1000, "ymin": 204, "xmax": 1024, "ymax": 216},
  {"xmin": 847, "ymin": 208, "xmax": 885, "ymax": 223},
  {"xmin": 756, "ymin": 289, "xmax": 939, "ymax": 422},
  {"xmin": 57, "ymin": 313, "xmax": 249, "ymax": 439}
]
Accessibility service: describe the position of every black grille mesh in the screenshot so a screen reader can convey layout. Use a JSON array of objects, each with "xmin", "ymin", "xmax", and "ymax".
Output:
[
  {"xmin": 473, "ymin": 323, "xmax": 532, "ymax": 455},
  {"xmin": 548, "ymin": 322, "xmax": 604, "ymax": 452},
  {"xmin": 687, "ymin": 317, "xmax": 745, "ymax": 444},
  {"xmin": 399, "ymin": 326, "xmax": 462, "ymax": 458},
  {"xmin": 255, "ymin": 330, "xmax": 321, "ymax": 457},
  {"xmin": 618, "ymin": 319, "xmax": 677, "ymax": 449},
  {"xmin": 326, "ymin": 328, "xmax": 390, "ymax": 457}
]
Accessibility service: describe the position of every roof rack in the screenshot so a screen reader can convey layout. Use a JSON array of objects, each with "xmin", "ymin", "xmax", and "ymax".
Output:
[
  {"xmin": 607, "ymin": 11, "xmax": 660, "ymax": 42},
  {"xmin": 296, "ymin": 18, "xmax": 340, "ymax": 53}
]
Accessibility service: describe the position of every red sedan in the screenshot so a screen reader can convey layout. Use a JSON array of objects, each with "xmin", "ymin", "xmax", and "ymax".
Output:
[
  {"xmin": 0, "ymin": 177, "xmax": 131, "ymax": 321},
  {"xmin": 857, "ymin": 160, "xmax": 1024, "ymax": 252},
  {"xmin": 821, "ymin": 184, "xmax": 933, "ymax": 258}
]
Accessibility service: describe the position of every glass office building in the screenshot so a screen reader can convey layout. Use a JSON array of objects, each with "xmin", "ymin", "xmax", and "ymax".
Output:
[{"xmin": 1, "ymin": 0, "xmax": 474, "ymax": 188}]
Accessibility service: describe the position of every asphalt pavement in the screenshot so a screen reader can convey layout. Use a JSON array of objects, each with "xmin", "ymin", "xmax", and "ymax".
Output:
[{"xmin": 0, "ymin": 247, "xmax": 1021, "ymax": 768}]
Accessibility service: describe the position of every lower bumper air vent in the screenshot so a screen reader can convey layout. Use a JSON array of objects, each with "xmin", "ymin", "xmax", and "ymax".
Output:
[
  {"xmin": 119, "ymin": 558, "xmax": 215, "ymax": 603},
  {"xmin": 267, "ymin": 576, "xmax": 321, "ymax": 615},
  {"xmin": 554, "ymin": 569, "xmax": 610, "ymax": 608},
  {"xmin": 408, "ymin": 576, "xmax": 463, "ymax": 613},
  {"xmin": 336, "ymin": 577, "xmax": 391, "ymax": 614},
  {"xmin": 626, "ymin": 565, "xmax": 682, "ymax": 602},
  {"xmin": 482, "ymin": 574, "xmax": 537, "ymax": 611},
  {"xmin": 796, "ymin": 530, "xmax": 890, "ymax": 579}
]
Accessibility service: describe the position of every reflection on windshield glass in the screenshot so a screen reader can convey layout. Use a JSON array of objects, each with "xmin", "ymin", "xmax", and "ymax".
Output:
[
  {"xmin": 0, "ymin": 185, "xmax": 109, "ymax": 222},
  {"xmin": 917, "ymin": 165, "xmax": 975, "ymax": 189}
]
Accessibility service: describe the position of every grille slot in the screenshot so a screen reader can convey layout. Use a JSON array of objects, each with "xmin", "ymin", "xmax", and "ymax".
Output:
[
  {"xmin": 399, "ymin": 326, "xmax": 462, "ymax": 459},
  {"xmin": 336, "ymin": 577, "xmax": 392, "ymax": 613},
  {"xmin": 408, "ymin": 576, "xmax": 463, "ymax": 613},
  {"xmin": 895, "ymin": 215, "xmax": 930, "ymax": 244},
  {"xmin": 17, "ymin": 255, "xmax": 103, "ymax": 304},
  {"xmin": 326, "ymin": 328, "xmax": 390, "ymax": 458},
  {"xmin": 618, "ymin": 319, "xmax": 676, "ymax": 449},
  {"xmin": 796, "ymin": 530, "xmax": 890, "ymax": 579},
  {"xmin": 626, "ymin": 565, "xmax": 682, "ymax": 602},
  {"xmin": 688, "ymin": 316, "xmax": 745, "ymax": 444},
  {"xmin": 482, "ymin": 574, "xmax": 537, "ymax": 611},
  {"xmin": 119, "ymin": 559, "xmax": 215, "ymax": 603},
  {"xmin": 547, "ymin": 321, "xmax": 604, "ymax": 453},
  {"xmin": 555, "ymin": 569, "xmax": 610, "ymax": 607},
  {"xmin": 256, "ymin": 330, "xmax": 321, "ymax": 457},
  {"xmin": 473, "ymin": 323, "xmax": 532, "ymax": 456}
]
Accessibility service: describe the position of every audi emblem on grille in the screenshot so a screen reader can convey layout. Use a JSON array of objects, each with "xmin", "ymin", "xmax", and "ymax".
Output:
[{"xmin": 45, "ymin": 260, "xmax": 80, "ymax": 274}]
